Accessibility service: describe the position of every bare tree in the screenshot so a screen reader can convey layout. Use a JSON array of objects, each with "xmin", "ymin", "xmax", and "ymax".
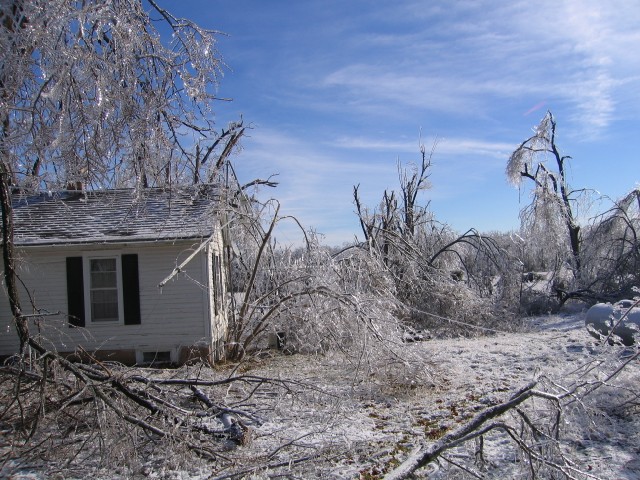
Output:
[
  {"xmin": 354, "ymin": 140, "xmax": 434, "ymax": 257},
  {"xmin": 354, "ymin": 141, "xmax": 519, "ymax": 334}
]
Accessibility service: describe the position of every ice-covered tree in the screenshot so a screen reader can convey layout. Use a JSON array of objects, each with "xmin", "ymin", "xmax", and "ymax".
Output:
[
  {"xmin": 0, "ymin": 0, "xmax": 237, "ymax": 350},
  {"xmin": 582, "ymin": 188, "xmax": 640, "ymax": 299},
  {"xmin": 506, "ymin": 112, "xmax": 583, "ymax": 290},
  {"xmin": 354, "ymin": 141, "xmax": 516, "ymax": 334}
]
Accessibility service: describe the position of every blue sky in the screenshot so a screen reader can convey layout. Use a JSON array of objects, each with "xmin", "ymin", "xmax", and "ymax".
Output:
[{"xmin": 167, "ymin": 1, "xmax": 640, "ymax": 246}]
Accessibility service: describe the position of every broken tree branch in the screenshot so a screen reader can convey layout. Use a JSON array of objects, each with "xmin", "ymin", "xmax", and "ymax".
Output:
[{"xmin": 384, "ymin": 381, "xmax": 544, "ymax": 479}]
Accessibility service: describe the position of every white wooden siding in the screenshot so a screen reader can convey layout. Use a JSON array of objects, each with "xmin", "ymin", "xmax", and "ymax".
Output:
[{"xmin": 0, "ymin": 236, "xmax": 226, "ymax": 358}]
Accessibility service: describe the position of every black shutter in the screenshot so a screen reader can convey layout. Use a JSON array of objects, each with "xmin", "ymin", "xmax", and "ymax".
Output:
[
  {"xmin": 122, "ymin": 254, "xmax": 141, "ymax": 325},
  {"xmin": 66, "ymin": 257, "xmax": 85, "ymax": 327}
]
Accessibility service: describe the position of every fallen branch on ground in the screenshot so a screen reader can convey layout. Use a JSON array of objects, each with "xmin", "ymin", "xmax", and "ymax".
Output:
[{"xmin": 383, "ymin": 381, "xmax": 598, "ymax": 480}]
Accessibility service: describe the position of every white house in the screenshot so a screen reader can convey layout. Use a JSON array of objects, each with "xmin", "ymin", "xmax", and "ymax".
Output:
[{"xmin": 0, "ymin": 185, "xmax": 229, "ymax": 365}]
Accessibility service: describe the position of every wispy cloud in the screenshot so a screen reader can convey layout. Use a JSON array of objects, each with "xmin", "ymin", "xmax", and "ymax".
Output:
[
  {"xmin": 335, "ymin": 135, "xmax": 514, "ymax": 160},
  {"xmin": 308, "ymin": 0, "xmax": 640, "ymax": 138}
]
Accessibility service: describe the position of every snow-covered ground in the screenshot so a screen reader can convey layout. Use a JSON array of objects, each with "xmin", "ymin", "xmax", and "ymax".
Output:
[
  {"xmin": 4, "ymin": 309, "xmax": 639, "ymax": 479},
  {"xmin": 214, "ymin": 309, "xmax": 639, "ymax": 479}
]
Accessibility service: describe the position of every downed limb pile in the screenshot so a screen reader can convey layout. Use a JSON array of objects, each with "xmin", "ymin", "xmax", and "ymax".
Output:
[{"xmin": 0, "ymin": 343, "xmax": 295, "ymax": 471}]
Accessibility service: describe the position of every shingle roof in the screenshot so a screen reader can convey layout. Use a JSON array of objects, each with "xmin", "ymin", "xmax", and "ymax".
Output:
[{"xmin": 11, "ymin": 186, "xmax": 222, "ymax": 246}]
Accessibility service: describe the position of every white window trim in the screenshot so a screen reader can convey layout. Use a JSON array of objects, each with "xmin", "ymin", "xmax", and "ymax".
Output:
[{"xmin": 83, "ymin": 252, "xmax": 125, "ymax": 326}]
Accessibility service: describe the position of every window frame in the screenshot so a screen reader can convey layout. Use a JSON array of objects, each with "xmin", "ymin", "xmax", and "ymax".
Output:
[{"xmin": 83, "ymin": 253, "xmax": 125, "ymax": 325}]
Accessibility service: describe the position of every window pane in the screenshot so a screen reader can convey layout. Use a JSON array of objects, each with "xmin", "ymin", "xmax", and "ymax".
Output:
[
  {"xmin": 91, "ymin": 258, "xmax": 116, "ymax": 273},
  {"xmin": 91, "ymin": 271, "xmax": 117, "ymax": 288},
  {"xmin": 91, "ymin": 290, "xmax": 119, "ymax": 321}
]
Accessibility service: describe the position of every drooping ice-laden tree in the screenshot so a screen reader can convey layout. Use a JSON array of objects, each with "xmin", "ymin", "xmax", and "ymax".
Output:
[
  {"xmin": 506, "ymin": 112, "xmax": 583, "ymax": 296},
  {"xmin": 0, "ymin": 0, "xmax": 235, "ymax": 351},
  {"xmin": 354, "ymin": 141, "xmax": 516, "ymax": 334},
  {"xmin": 581, "ymin": 188, "xmax": 640, "ymax": 299}
]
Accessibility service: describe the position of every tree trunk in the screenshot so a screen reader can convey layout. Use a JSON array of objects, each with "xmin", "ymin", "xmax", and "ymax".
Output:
[
  {"xmin": 568, "ymin": 221, "xmax": 581, "ymax": 272},
  {"xmin": 0, "ymin": 162, "xmax": 28, "ymax": 352}
]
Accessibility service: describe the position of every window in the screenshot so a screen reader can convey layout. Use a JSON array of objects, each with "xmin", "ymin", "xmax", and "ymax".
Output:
[
  {"xmin": 141, "ymin": 351, "xmax": 172, "ymax": 364},
  {"xmin": 66, "ymin": 253, "xmax": 140, "ymax": 327},
  {"xmin": 89, "ymin": 258, "xmax": 119, "ymax": 322}
]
